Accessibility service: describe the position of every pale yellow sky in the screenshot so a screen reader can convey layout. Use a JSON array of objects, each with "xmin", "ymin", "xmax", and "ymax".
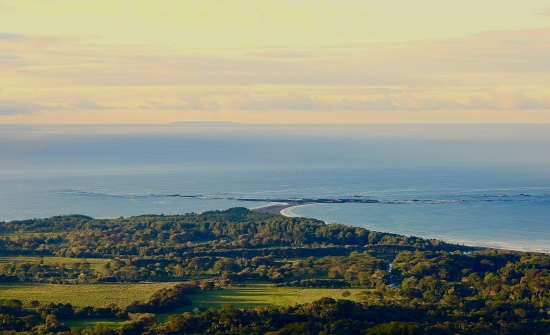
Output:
[{"xmin": 1, "ymin": 0, "xmax": 550, "ymax": 124}]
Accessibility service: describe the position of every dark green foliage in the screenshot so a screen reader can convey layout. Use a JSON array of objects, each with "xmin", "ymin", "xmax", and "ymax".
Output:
[
  {"xmin": 0, "ymin": 208, "xmax": 467, "ymax": 260},
  {"xmin": 126, "ymin": 282, "xmax": 206, "ymax": 313},
  {"xmin": 0, "ymin": 208, "xmax": 548, "ymax": 334},
  {"xmin": 0, "ymin": 208, "xmax": 467, "ymax": 284}
]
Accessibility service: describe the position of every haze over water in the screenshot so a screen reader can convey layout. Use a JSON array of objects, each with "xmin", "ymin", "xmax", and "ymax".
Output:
[{"xmin": 1, "ymin": 124, "xmax": 549, "ymax": 253}]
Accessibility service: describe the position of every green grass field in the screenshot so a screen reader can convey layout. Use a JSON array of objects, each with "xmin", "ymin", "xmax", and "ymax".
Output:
[
  {"xmin": 0, "ymin": 282, "xmax": 367, "ymax": 329},
  {"xmin": 191, "ymin": 285, "xmax": 365, "ymax": 308},
  {"xmin": 0, "ymin": 256, "xmax": 111, "ymax": 269},
  {"xmin": 64, "ymin": 318, "xmax": 124, "ymax": 329},
  {"xmin": 157, "ymin": 284, "xmax": 366, "ymax": 321},
  {"xmin": 0, "ymin": 283, "xmax": 175, "ymax": 307},
  {"xmin": 69, "ymin": 285, "xmax": 367, "ymax": 328}
]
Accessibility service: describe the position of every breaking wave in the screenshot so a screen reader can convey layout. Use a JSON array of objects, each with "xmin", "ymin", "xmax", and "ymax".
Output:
[{"xmin": 57, "ymin": 189, "xmax": 549, "ymax": 205}]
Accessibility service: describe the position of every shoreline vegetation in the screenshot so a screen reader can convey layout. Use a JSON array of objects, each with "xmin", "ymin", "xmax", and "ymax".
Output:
[
  {"xmin": 0, "ymin": 207, "xmax": 549, "ymax": 334},
  {"xmin": 252, "ymin": 204, "xmax": 540, "ymax": 255}
]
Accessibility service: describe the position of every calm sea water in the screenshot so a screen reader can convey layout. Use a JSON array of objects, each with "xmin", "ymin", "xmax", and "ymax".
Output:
[{"xmin": 1, "ymin": 124, "xmax": 549, "ymax": 253}]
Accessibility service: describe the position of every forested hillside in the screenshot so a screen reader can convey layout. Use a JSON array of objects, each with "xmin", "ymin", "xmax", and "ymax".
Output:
[{"xmin": 0, "ymin": 208, "xmax": 549, "ymax": 334}]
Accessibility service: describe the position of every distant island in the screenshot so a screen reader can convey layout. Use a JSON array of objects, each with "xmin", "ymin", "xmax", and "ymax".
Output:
[{"xmin": 0, "ymin": 208, "xmax": 548, "ymax": 334}]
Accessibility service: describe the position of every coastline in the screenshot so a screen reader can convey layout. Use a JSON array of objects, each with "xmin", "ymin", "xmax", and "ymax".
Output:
[
  {"xmin": 253, "ymin": 204, "xmax": 548, "ymax": 254},
  {"xmin": 280, "ymin": 203, "xmax": 317, "ymax": 217},
  {"xmin": 250, "ymin": 202, "xmax": 291, "ymax": 215},
  {"xmin": 4, "ymin": 205, "xmax": 546, "ymax": 254},
  {"xmin": 252, "ymin": 202, "xmax": 314, "ymax": 216}
]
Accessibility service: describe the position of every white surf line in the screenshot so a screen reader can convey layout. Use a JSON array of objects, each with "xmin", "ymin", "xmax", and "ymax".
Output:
[{"xmin": 280, "ymin": 203, "xmax": 317, "ymax": 217}]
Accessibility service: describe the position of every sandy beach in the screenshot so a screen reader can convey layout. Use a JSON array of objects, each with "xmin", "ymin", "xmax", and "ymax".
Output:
[{"xmin": 252, "ymin": 202, "xmax": 313, "ymax": 216}]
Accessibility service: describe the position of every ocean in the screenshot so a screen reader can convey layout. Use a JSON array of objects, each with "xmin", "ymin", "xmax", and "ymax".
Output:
[{"xmin": 1, "ymin": 124, "xmax": 549, "ymax": 253}]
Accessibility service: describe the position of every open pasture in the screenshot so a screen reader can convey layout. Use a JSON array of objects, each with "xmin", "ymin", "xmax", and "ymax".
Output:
[
  {"xmin": 189, "ymin": 285, "xmax": 365, "ymax": 308},
  {"xmin": 156, "ymin": 284, "xmax": 366, "ymax": 321},
  {"xmin": 0, "ymin": 282, "xmax": 175, "ymax": 307}
]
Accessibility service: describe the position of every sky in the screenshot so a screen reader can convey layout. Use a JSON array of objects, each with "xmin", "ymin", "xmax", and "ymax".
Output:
[{"xmin": 1, "ymin": 0, "xmax": 550, "ymax": 124}]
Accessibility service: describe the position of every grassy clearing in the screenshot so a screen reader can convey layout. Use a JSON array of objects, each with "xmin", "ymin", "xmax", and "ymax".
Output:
[
  {"xmin": 0, "ymin": 283, "xmax": 176, "ymax": 307},
  {"xmin": 0, "ymin": 282, "xmax": 367, "ymax": 328},
  {"xmin": 191, "ymin": 284, "xmax": 365, "ymax": 308},
  {"xmin": 157, "ymin": 284, "xmax": 366, "ymax": 320},
  {"xmin": 64, "ymin": 318, "xmax": 124, "ymax": 329},
  {"xmin": 0, "ymin": 256, "xmax": 111, "ymax": 269},
  {"xmin": 0, "ymin": 282, "xmax": 364, "ymax": 311}
]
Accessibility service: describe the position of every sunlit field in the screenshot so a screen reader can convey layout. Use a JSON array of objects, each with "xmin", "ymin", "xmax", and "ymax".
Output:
[{"xmin": 0, "ymin": 283, "xmax": 175, "ymax": 307}]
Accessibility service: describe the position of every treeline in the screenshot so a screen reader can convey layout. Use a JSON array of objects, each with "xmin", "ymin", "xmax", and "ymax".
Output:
[
  {"xmin": 77, "ymin": 296, "xmax": 550, "ymax": 335},
  {"xmin": 0, "ymin": 281, "xmax": 214, "ymax": 334},
  {"xmin": 0, "ymin": 208, "xmax": 470, "ymax": 259},
  {"xmin": 0, "ymin": 208, "xmax": 549, "ymax": 333},
  {"xmin": 0, "ymin": 208, "xmax": 472, "ymax": 286},
  {"xmin": 0, "ymin": 251, "xmax": 389, "ymax": 287},
  {"xmin": 391, "ymin": 250, "xmax": 550, "ymax": 309},
  {"xmin": 5, "ymin": 293, "xmax": 550, "ymax": 334},
  {"xmin": 0, "ymin": 261, "xmax": 95, "ymax": 283},
  {"xmin": 126, "ymin": 282, "xmax": 213, "ymax": 313}
]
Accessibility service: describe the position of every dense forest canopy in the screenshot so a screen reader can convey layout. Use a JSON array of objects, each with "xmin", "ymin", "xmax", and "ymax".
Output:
[{"xmin": 0, "ymin": 208, "xmax": 549, "ymax": 334}]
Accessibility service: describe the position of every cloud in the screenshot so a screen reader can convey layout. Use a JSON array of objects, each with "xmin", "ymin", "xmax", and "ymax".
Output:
[
  {"xmin": 0, "ymin": 32, "xmax": 22, "ymax": 40},
  {"xmin": 245, "ymin": 50, "xmax": 310, "ymax": 59},
  {"xmin": 142, "ymin": 97, "xmax": 220, "ymax": 111},
  {"xmin": 0, "ymin": 101, "xmax": 41, "ymax": 115},
  {"xmin": 1, "ymin": 27, "xmax": 550, "ymax": 123},
  {"xmin": 227, "ymin": 90, "xmax": 550, "ymax": 112},
  {"xmin": 2, "ymin": 28, "xmax": 550, "ymax": 88},
  {"xmin": 0, "ymin": 2, "xmax": 14, "ymax": 10},
  {"xmin": 71, "ymin": 100, "xmax": 112, "ymax": 110},
  {"xmin": 130, "ymin": 87, "xmax": 550, "ymax": 114}
]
